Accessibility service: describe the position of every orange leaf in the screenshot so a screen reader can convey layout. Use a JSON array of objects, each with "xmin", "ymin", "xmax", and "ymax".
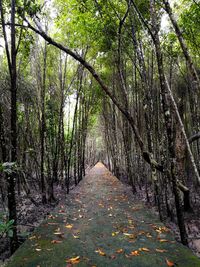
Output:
[
  {"xmin": 166, "ymin": 258, "xmax": 174, "ymax": 266},
  {"xmin": 116, "ymin": 248, "xmax": 123, "ymax": 254},
  {"xmin": 66, "ymin": 256, "xmax": 80, "ymax": 264},
  {"xmin": 51, "ymin": 240, "xmax": 63, "ymax": 244},
  {"xmin": 130, "ymin": 250, "xmax": 140, "ymax": 256},
  {"xmin": 139, "ymin": 247, "xmax": 150, "ymax": 252}
]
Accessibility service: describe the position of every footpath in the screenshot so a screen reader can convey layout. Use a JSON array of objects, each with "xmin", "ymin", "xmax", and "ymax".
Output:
[{"xmin": 6, "ymin": 162, "xmax": 200, "ymax": 267}]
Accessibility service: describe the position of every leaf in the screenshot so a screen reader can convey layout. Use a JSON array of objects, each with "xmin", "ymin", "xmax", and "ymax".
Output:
[
  {"xmin": 48, "ymin": 222, "xmax": 58, "ymax": 225},
  {"xmin": 166, "ymin": 258, "xmax": 175, "ymax": 266},
  {"xmin": 51, "ymin": 240, "xmax": 63, "ymax": 244},
  {"xmin": 123, "ymin": 233, "xmax": 135, "ymax": 239},
  {"xmin": 109, "ymin": 254, "xmax": 116, "ymax": 260},
  {"xmin": 159, "ymin": 239, "xmax": 168, "ymax": 242},
  {"xmin": 66, "ymin": 256, "xmax": 80, "ymax": 264},
  {"xmin": 130, "ymin": 250, "xmax": 140, "ymax": 256},
  {"xmin": 29, "ymin": 235, "xmax": 36, "ymax": 240},
  {"xmin": 65, "ymin": 224, "xmax": 73, "ymax": 229},
  {"xmin": 156, "ymin": 248, "xmax": 168, "ymax": 253},
  {"xmin": 139, "ymin": 247, "xmax": 150, "ymax": 252},
  {"xmin": 116, "ymin": 248, "xmax": 123, "ymax": 253},
  {"xmin": 112, "ymin": 231, "xmax": 119, "ymax": 236},
  {"xmin": 95, "ymin": 249, "xmax": 106, "ymax": 256},
  {"xmin": 54, "ymin": 231, "xmax": 63, "ymax": 236},
  {"xmin": 72, "ymin": 234, "xmax": 80, "ymax": 239},
  {"xmin": 35, "ymin": 248, "xmax": 42, "ymax": 251}
]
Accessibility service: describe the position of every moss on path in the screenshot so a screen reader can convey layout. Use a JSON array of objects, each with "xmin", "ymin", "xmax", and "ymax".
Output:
[{"xmin": 6, "ymin": 163, "xmax": 200, "ymax": 267}]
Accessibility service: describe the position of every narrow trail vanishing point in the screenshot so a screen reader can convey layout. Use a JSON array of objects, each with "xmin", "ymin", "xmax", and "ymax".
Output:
[{"xmin": 6, "ymin": 162, "xmax": 200, "ymax": 267}]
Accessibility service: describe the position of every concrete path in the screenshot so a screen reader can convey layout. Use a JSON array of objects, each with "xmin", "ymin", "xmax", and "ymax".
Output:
[{"xmin": 6, "ymin": 163, "xmax": 200, "ymax": 267}]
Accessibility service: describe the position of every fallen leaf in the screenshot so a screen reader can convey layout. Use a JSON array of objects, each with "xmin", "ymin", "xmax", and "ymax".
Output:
[
  {"xmin": 159, "ymin": 239, "xmax": 168, "ymax": 243},
  {"xmin": 35, "ymin": 248, "xmax": 42, "ymax": 252},
  {"xmin": 72, "ymin": 234, "xmax": 80, "ymax": 239},
  {"xmin": 166, "ymin": 258, "xmax": 174, "ymax": 266},
  {"xmin": 139, "ymin": 247, "xmax": 150, "ymax": 252},
  {"xmin": 51, "ymin": 240, "xmax": 63, "ymax": 244},
  {"xmin": 48, "ymin": 222, "xmax": 58, "ymax": 225},
  {"xmin": 123, "ymin": 233, "xmax": 135, "ymax": 239},
  {"xmin": 29, "ymin": 235, "xmax": 36, "ymax": 240},
  {"xmin": 112, "ymin": 231, "xmax": 119, "ymax": 236},
  {"xmin": 130, "ymin": 250, "xmax": 140, "ymax": 256},
  {"xmin": 66, "ymin": 256, "xmax": 80, "ymax": 264},
  {"xmin": 116, "ymin": 248, "xmax": 123, "ymax": 253},
  {"xmin": 54, "ymin": 232, "xmax": 63, "ymax": 236},
  {"xmin": 156, "ymin": 249, "xmax": 168, "ymax": 253},
  {"xmin": 146, "ymin": 233, "xmax": 152, "ymax": 238},
  {"xmin": 95, "ymin": 249, "xmax": 106, "ymax": 256},
  {"xmin": 110, "ymin": 254, "xmax": 116, "ymax": 259},
  {"xmin": 65, "ymin": 224, "xmax": 73, "ymax": 229}
]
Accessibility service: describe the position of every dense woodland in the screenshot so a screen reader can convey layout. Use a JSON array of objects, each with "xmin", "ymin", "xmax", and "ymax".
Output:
[{"xmin": 0, "ymin": 0, "xmax": 200, "ymax": 260}]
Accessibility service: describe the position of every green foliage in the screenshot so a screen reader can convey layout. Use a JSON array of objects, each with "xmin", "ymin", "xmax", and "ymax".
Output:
[
  {"xmin": 0, "ymin": 162, "xmax": 17, "ymax": 175},
  {"xmin": 0, "ymin": 218, "xmax": 14, "ymax": 238}
]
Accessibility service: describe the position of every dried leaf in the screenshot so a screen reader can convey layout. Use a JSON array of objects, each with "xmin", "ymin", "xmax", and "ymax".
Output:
[
  {"xmin": 54, "ymin": 232, "xmax": 63, "ymax": 236},
  {"xmin": 156, "ymin": 248, "xmax": 168, "ymax": 253},
  {"xmin": 51, "ymin": 240, "xmax": 63, "ymax": 244},
  {"xmin": 29, "ymin": 235, "xmax": 36, "ymax": 240},
  {"xmin": 159, "ymin": 239, "xmax": 168, "ymax": 243},
  {"xmin": 95, "ymin": 249, "xmax": 106, "ymax": 256},
  {"xmin": 65, "ymin": 224, "xmax": 73, "ymax": 229},
  {"xmin": 116, "ymin": 248, "xmax": 123, "ymax": 254},
  {"xmin": 130, "ymin": 250, "xmax": 140, "ymax": 256},
  {"xmin": 166, "ymin": 258, "xmax": 175, "ymax": 266},
  {"xmin": 123, "ymin": 233, "xmax": 135, "ymax": 239},
  {"xmin": 72, "ymin": 234, "xmax": 80, "ymax": 239},
  {"xmin": 35, "ymin": 248, "xmax": 42, "ymax": 252},
  {"xmin": 139, "ymin": 247, "xmax": 150, "ymax": 252},
  {"xmin": 110, "ymin": 254, "xmax": 116, "ymax": 259},
  {"xmin": 66, "ymin": 256, "xmax": 80, "ymax": 264},
  {"xmin": 112, "ymin": 231, "xmax": 119, "ymax": 236}
]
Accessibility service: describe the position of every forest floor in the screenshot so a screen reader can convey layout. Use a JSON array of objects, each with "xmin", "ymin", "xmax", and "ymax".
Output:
[{"xmin": 4, "ymin": 162, "xmax": 200, "ymax": 267}]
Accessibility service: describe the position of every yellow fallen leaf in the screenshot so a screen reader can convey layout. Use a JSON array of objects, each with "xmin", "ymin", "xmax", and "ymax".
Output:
[
  {"xmin": 66, "ymin": 256, "xmax": 80, "ymax": 264},
  {"xmin": 139, "ymin": 247, "xmax": 150, "ymax": 252},
  {"xmin": 29, "ymin": 235, "xmax": 36, "ymax": 240},
  {"xmin": 166, "ymin": 258, "xmax": 175, "ymax": 266},
  {"xmin": 159, "ymin": 239, "xmax": 168, "ymax": 242},
  {"xmin": 146, "ymin": 233, "xmax": 152, "ymax": 238},
  {"xmin": 65, "ymin": 224, "xmax": 73, "ymax": 229},
  {"xmin": 112, "ymin": 231, "xmax": 119, "ymax": 236},
  {"xmin": 72, "ymin": 234, "xmax": 80, "ymax": 239},
  {"xmin": 156, "ymin": 248, "xmax": 168, "ymax": 253},
  {"xmin": 95, "ymin": 249, "xmax": 106, "ymax": 256}
]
